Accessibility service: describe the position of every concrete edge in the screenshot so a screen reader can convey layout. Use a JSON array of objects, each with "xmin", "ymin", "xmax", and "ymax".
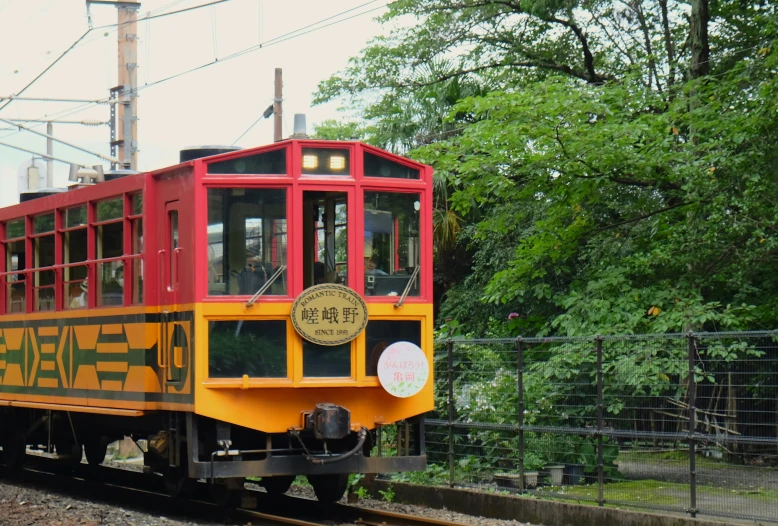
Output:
[{"xmin": 361, "ymin": 479, "xmax": 765, "ymax": 526}]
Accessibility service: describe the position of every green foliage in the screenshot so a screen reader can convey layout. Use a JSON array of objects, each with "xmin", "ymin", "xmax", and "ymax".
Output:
[
  {"xmin": 314, "ymin": 0, "xmax": 778, "ymax": 337},
  {"xmin": 419, "ymin": 61, "xmax": 778, "ymax": 335},
  {"xmin": 392, "ymin": 463, "xmax": 448, "ymax": 485},
  {"xmin": 353, "ymin": 486, "xmax": 370, "ymax": 500},
  {"xmin": 347, "ymin": 473, "xmax": 371, "ymax": 499},
  {"xmin": 378, "ymin": 485, "xmax": 395, "ymax": 503}
]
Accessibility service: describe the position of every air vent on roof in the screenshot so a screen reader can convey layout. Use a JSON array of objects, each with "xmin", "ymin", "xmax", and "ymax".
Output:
[{"xmin": 180, "ymin": 145, "xmax": 242, "ymax": 163}]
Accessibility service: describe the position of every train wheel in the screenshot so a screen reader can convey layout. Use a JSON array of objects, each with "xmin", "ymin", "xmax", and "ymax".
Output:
[
  {"xmin": 1, "ymin": 431, "xmax": 26, "ymax": 468},
  {"xmin": 83, "ymin": 437, "xmax": 108, "ymax": 466},
  {"xmin": 307, "ymin": 473, "xmax": 349, "ymax": 503},
  {"xmin": 261, "ymin": 475, "xmax": 295, "ymax": 495},
  {"xmin": 163, "ymin": 467, "xmax": 195, "ymax": 498}
]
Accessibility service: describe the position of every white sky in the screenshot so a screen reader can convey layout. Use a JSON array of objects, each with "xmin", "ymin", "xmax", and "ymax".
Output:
[{"xmin": 0, "ymin": 0, "xmax": 385, "ymax": 207}]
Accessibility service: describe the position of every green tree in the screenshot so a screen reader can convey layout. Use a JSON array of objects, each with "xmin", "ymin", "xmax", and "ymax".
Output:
[{"xmin": 316, "ymin": 0, "xmax": 778, "ymax": 335}]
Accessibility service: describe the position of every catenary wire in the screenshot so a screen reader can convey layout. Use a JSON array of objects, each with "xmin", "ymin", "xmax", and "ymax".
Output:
[
  {"xmin": 0, "ymin": 0, "xmax": 233, "ymax": 118},
  {"xmin": 0, "ymin": 1, "xmax": 387, "ymax": 153},
  {"xmin": 3, "ymin": 0, "xmax": 387, "ymax": 134}
]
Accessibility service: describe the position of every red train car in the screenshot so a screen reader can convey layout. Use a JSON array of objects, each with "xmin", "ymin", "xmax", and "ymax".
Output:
[{"xmin": 0, "ymin": 140, "xmax": 434, "ymax": 503}]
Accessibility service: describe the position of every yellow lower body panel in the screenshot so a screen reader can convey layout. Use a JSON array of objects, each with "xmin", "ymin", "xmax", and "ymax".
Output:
[{"xmin": 194, "ymin": 302, "xmax": 435, "ymax": 433}]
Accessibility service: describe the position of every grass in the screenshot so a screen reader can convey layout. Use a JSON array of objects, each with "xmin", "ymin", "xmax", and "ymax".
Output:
[
  {"xmin": 537, "ymin": 479, "xmax": 684, "ymax": 507},
  {"xmin": 535, "ymin": 479, "xmax": 778, "ymax": 510},
  {"xmin": 619, "ymin": 449, "xmax": 732, "ymax": 470}
]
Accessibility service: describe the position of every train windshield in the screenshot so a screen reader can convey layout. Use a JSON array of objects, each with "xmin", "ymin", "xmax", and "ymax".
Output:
[
  {"xmin": 363, "ymin": 192, "xmax": 420, "ymax": 297},
  {"xmin": 206, "ymin": 188, "xmax": 287, "ymax": 296}
]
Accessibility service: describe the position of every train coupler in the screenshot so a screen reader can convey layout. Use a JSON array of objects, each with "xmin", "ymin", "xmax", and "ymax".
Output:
[{"xmin": 303, "ymin": 403, "xmax": 351, "ymax": 440}]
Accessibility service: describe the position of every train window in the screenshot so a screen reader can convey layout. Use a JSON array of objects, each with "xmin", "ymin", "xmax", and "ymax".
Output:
[
  {"xmin": 131, "ymin": 218, "xmax": 143, "ymax": 303},
  {"xmin": 6, "ymin": 218, "xmax": 25, "ymax": 239},
  {"xmin": 63, "ymin": 230, "xmax": 88, "ymax": 309},
  {"xmin": 303, "ymin": 191, "xmax": 348, "ymax": 289},
  {"xmin": 208, "ymin": 320, "xmax": 287, "ymax": 378},
  {"xmin": 33, "ymin": 227, "xmax": 55, "ymax": 311},
  {"xmin": 5, "ymin": 219, "xmax": 26, "ymax": 313},
  {"xmin": 207, "ymin": 188, "xmax": 287, "ymax": 296},
  {"xmin": 65, "ymin": 206, "xmax": 86, "ymax": 228},
  {"xmin": 303, "ymin": 340, "xmax": 351, "ymax": 378},
  {"xmin": 364, "ymin": 321, "xmax": 422, "ymax": 376},
  {"xmin": 301, "ymin": 148, "xmax": 350, "ymax": 176},
  {"xmin": 63, "ymin": 208, "xmax": 88, "ymax": 309},
  {"xmin": 33, "ymin": 213, "xmax": 54, "ymax": 234},
  {"xmin": 207, "ymin": 148, "xmax": 287, "ymax": 175},
  {"xmin": 95, "ymin": 215, "xmax": 124, "ymax": 307},
  {"xmin": 363, "ymin": 151, "xmax": 420, "ymax": 179},
  {"xmin": 96, "ymin": 198, "xmax": 123, "ymax": 221},
  {"xmin": 169, "ymin": 210, "xmax": 178, "ymax": 290},
  {"xmin": 132, "ymin": 194, "xmax": 143, "ymax": 215},
  {"xmin": 363, "ymin": 192, "xmax": 421, "ymax": 297}
]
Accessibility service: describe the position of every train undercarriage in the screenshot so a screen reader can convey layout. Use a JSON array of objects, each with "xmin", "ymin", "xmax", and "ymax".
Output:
[{"xmin": 0, "ymin": 405, "xmax": 426, "ymax": 504}]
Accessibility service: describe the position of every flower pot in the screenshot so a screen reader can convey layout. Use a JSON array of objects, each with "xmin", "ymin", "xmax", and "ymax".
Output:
[
  {"xmin": 546, "ymin": 464, "xmax": 565, "ymax": 485},
  {"xmin": 563, "ymin": 463, "xmax": 585, "ymax": 485}
]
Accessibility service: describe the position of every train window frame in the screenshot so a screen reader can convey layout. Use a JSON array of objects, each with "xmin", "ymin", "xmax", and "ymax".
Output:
[
  {"xmin": 362, "ymin": 150, "xmax": 421, "ymax": 180},
  {"xmin": 61, "ymin": 206, "xmax": 89, "ymax": 310},
  {"xmin": 359, "ymin": 187, "xmax": 425, "ymax": 302},
  {"xmin": 30, "ymin": 214, "xmax": 56, "ymax": 312},
  {"xmin": 3, "ymin": 217, "xmax": 28, "ymax": 314},
  {"xmin": 127, "ymin": 193, "xmax": 144, "ymax": 305},
  {"xmin": 206, "ymin": 146, "xmax": 289, "ymax": 176},
  {"xmin": 300, "ymin": 146, "xmax": 352, "ymax": 177},
  {"xmin": 202, "ymin": 315, "xmax": 295, "ymax": 385},
  {"xmin": 93, "ymin": 198, "xmax": 125, "ymax": 308},
  {"xmin": 204, "ymin": 185, "xmax": 291, "ymax": 299}
]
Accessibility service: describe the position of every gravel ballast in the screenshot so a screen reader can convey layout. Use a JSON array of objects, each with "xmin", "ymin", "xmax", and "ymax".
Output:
[{"xmin": 0, "ymin": 474, "xmax": 537, "ymax": 526}]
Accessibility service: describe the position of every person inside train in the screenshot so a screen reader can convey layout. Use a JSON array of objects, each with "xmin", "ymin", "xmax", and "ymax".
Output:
[{"xmin": 70, "ymin": 279, "xmax": 88, "ymax": 308}]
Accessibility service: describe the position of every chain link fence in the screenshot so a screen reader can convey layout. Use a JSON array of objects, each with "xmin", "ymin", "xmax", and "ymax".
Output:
[{"xmin": 382, "ymin": 331, "xmax": 778, "ymax": 523}]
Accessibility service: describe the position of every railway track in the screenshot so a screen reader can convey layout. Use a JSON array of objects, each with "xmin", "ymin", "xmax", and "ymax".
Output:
[{"xmin": 0, "ymin": 458, "xmax": 464, "ymax": 526}]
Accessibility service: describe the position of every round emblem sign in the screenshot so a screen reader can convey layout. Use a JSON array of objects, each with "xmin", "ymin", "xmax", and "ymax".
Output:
[
  {"xmin": 291, "ymin": 284, "xmax": 369, "ymax": 346},
  {"xmin": 377, "ymin": 342, "xmax": 430, "ymax": 398}
]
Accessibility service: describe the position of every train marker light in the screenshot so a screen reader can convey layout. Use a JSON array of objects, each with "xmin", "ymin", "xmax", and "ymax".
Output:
[
  {"xmin": 302, "ymin": 154, "xmax": 318, "ymax": 170},
  {"xmin": 329, "ymin": 155, "xmax": 346, "ymax": 171}
]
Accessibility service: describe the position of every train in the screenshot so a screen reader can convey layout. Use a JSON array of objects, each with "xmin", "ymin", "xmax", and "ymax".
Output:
[{"xmin": 0, "ymin": 139, "xmax": 434, "ymax": 503}]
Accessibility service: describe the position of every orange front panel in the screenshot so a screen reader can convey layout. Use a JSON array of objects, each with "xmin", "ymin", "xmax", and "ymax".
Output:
[{"xmin": 194, "ymin": 302, "xmax": 434, "ymax": 433}]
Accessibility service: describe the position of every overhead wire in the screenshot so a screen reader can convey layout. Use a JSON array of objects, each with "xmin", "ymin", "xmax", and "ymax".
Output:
[
  {"xmin": 0, "ymin": 29, "xmax": 92, "ymax": 114},
  {"xmin": 232, "ymin": 112, "xmax": 267, "ymax": 145},
  {"xmin": 0, "ymin": 0, "xmax": 232, "ymax": 117},
  {"xmin": 0, "ymin": 1, "xmax": 388, "ymax": 151}
]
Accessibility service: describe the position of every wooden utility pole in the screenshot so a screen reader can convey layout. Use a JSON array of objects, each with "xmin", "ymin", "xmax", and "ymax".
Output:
[
  {"xmin": 89, "ymin": 0, "xmax": 140, "ymax": 169},
  {"xmin": 274, "ymin": 68, "xmax": 283, "ymax": 142},
  {"xmin": 117, "ymin": 1, "xmax": 140, "ymax": 169}
]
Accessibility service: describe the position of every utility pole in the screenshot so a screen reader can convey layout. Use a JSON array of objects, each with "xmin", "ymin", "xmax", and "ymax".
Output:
[
  {"xmin": 90, "ymin": 1, "xmax": 140, "ymax": 169},
  {"xmin": 274, "ymin": 68, "xmax": 283, "ymax": 142},
  {"xmin": 117, "ymin": 1, "xmax": 140, "ymax": 169}
]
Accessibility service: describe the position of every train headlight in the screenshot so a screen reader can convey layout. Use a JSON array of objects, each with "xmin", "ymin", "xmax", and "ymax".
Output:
[
  {"xmin": 302, "ymin": 154, "xmax": 319, "ymax": 170},
  {"xmin": 329, "ymin": 155, "xmax": 346, "ymax": 171}
]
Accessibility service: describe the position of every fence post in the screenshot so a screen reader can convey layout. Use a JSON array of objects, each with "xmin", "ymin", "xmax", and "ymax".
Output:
[
  {"xmin": 447, "ymin": 338, "xmax": 455, "ymax": 487},
  {"xmin": 687, "ymin": 331, "xmax": 698, "ymax": 518},
  {"xmin": 596, "ymin": 335, "xmax": 604, "ymax": 507},
  {"xmin": 516, "ymin": 337, "xmax": 525, "ymax": 491}
]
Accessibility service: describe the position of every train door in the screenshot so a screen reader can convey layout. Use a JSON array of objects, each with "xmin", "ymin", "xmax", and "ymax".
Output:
[{"xmin": 155, "ymin": 189, "xmax": 189, "ymax": 390}]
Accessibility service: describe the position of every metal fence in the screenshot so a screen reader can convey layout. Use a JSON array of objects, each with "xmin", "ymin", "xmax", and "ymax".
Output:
[{"xmin": 383, "ymin": 331, "xmax": 778, "ymax": 523}]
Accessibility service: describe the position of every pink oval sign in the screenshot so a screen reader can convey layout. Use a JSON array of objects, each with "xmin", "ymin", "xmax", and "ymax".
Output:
[{"xmin": 377, "ymin": 342, "xmax": 429, "ymax": 398}]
